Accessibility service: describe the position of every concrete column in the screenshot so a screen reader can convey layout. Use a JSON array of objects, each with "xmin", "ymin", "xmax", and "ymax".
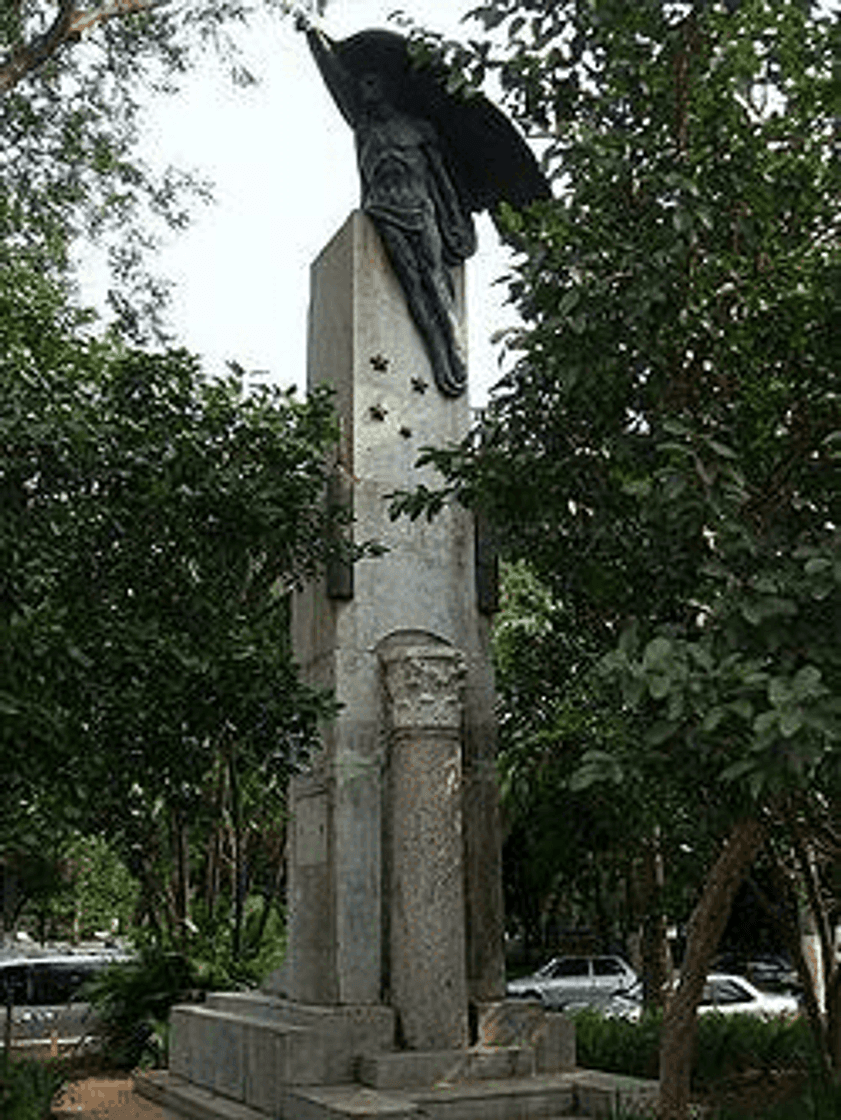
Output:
[{"xmin": 381, "ymin": 644, "xmax": 469, "ymax": 1050}]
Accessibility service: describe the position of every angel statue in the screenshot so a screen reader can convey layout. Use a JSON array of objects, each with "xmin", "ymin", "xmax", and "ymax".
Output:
[{"xmin": 297, "ymin": 15, "xmax": 550, "ymax": 398}]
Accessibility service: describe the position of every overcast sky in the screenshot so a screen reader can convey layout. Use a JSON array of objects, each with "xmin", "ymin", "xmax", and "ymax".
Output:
[{"xmin": 83, "ymin": 1, "xmax": 525, "ymax": 407}]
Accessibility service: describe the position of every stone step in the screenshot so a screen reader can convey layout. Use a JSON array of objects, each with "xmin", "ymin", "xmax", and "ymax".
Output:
[
  {"xmin": 136, "ymin": 1067, "xmax": 659, "ymax": 1120},
  {"xmin": 136, "ymin": 1071, "xmax": 269, "ymax": 1120},
  {"xmin": 570, "ymin": 1070, "xmax": 658, "ymax": 1118},
  {"xmin": 401, "ymin": 1073, "xmax": 578, "ymax": 1120},
  {"xmin": 357, "ymin": 1046, "xmax": 536, "ymax": 1089}
]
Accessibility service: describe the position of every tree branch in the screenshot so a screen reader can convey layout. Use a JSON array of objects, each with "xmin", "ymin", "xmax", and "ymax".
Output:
[{"xmin": 0, "ymin": 0, "xmax": 168, "ymax": 96}]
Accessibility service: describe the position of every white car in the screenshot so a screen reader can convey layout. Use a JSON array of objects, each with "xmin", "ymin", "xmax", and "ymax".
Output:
[
  {"xmin": 507, "ymin": 955, "xmax": 638, "ymax": 1010},
  {"xmin": 699, "ymin": 973, "xmax": 799, "ymax": 1018},
  {"xmin": 605, "ymin": 972, "xmax": 800, "ymax": 1022}
]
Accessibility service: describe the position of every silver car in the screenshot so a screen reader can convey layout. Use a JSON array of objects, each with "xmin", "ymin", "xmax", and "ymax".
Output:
[
  {"xmin": 507, "ymin": 955, "xmax": 638, "ymax": 1010},
  {"xmin": 0, "ymin": 949, "xmax": 131, "ymax": 1051}
]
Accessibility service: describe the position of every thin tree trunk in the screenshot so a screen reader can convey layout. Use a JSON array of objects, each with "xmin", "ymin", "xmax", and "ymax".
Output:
[
  {"xmin": 658, "ymin": 816, "xmax": 765, "ymax": 1120},
  {"xmin": 640, "ymin": 831, "xmax": 670, "ymax": 1010},
  {"xmin": 229, "ymin": 747, "xmax": 244, "ymax": 961},
  {"xmin": 752, "ymin": 856, "xmax": 833, "ymax": 1082}
]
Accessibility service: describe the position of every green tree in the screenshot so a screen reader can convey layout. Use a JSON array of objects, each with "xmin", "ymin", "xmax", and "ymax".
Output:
[
  {"xmin": 494, "ymin": 560, "xmax": 721, "ymax": 1002},
  {"xmin": 0, "ymin": 254, "xmax": 358, "ymax": 950},
  {"xmin": 396, "ymin": 2, "xmax": 838, "ymax": 1114},
  {"xmin": 0, "ymin": 0, "xmax": 324, "ymax": 332},
  {"xmin": 61, "ymin": 833, "xmax": 140, "ymax": 940}
]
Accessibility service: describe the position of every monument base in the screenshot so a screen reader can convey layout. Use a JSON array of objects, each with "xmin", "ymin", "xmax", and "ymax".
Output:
[{"xmin": 136, "ymin": 993, "xmax": 660, "ymax": 1119}]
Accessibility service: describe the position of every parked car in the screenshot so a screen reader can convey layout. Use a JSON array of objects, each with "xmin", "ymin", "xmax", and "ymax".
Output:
[
  {"xmin": 507, "ymin": 955, "xmax": 637, "ymax": 1010},
  {"xmin": 0, "ymin": 948, "xmax": 131, "ymax": 1051},
  {"xmin": 603, "ymin": 972, "xmax": 800, "ymax": 1022},
  {"xmin": 713, "ymin": 952, "xmax": 800, "ymax": 993}
]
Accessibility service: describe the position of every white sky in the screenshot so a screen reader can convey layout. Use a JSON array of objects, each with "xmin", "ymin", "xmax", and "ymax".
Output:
[{"xmin": 91, "ymin": 0, "xmax": 525, "ymax": 407}]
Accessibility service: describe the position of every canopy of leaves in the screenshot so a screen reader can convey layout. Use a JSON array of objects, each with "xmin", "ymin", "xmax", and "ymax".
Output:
[
  {"xmin": 0, "ymin": 256, "xmax": 352, "ymax": 850},
  {"xmin": 0, "ymin": 0, "xmax": 318, "ymax": 332},
  {"xmin": 395, "ymin": 0, "xmax": 839, "ymax": 812}
]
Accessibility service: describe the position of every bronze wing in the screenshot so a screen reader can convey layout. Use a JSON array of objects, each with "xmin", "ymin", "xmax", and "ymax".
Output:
[{"xmin": 326, "ymin": 29, "xmax": 551, "ymax": 218}]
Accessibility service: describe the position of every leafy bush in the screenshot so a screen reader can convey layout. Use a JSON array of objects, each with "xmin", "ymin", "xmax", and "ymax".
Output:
[
  {"xmin": 84, "ymin": 903, "xmax": 286, "ymax": 1070},
  {"xmin": 715, "ymin": 1076, "xmax": 841, "ymax": 1120},
  {"xmin": 573, "ymin": 1008, "xmax": 815, "ymax": 1087},
  {"xmin": 574, "ymin": 1008, "xmax": 662, "ymax": 1080},
  {"xmin": 693, "ymin": 1012, "xmax": 813, "ymax": 1087},
  {"xmin": 0, "ymin": 1054, "xmax": 67, "ymax": 1120},
  {"xmin": 83, "ymin": 942, "xmax": 202, "ymax": 1070}
]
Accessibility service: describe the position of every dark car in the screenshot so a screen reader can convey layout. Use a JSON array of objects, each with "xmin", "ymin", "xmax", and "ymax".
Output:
[{"xmin": 713, "ymin": 952, "xmax": 800, "ymax": 993}]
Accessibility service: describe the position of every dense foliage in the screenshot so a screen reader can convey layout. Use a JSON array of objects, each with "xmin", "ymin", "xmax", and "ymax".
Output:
[
  {"xmin": 0, "ymin": 1, "xmax": 324, "ymax": 331},
  {"xmin": 401, "ymin": 0, "xmax": 838, "ymax": 822},
  {"xmin": 0, "ymin": 1054, "xmax": 67, "ymax": 1120},
  {"xmin": 0, "ymin": 256, "xmax": 358, "ymax": 947},
  {"xmin": 82, "ymin": 918, "xmax": 287, "ymax": 1070},
  {"xmin": 574, "ymin": 1006, "xmax": 815, "ymax": 1087},
  {"xmin": 397, "ymin": 1, "xmax": 837, "ymax": 1113}
]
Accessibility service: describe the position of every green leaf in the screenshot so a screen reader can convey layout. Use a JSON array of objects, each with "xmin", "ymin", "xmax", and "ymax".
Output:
[
  {"xmin": 645, "ymin": 719, "xmax": 678, "ymax": 746},
  {"xmin": 702, "ymin": 707, "xmax": 725, "ymax": 732},
  {"xmin": 754, "ymin": 710, "xmax": 778, "ymax": 736},
  {"xmin": 728, "ymin": 699, "xmax": 754, "ymax": 722},
  {"xmin": 792, "ymin": 665, "xmax": 823, "ymax": 700},
  {"xmin": 804, "ymin": 557, "xmax": 831, "ymax": 576},
  {"xmin": 720, "ymin": 759, "xmax": 755, "ymax": 784},
  {"xmin": 768, "ymin": 677, "xmax": 792, "ymax": 707},
  {"xmin": 643, "ymin": 637, "xmax": 673, "ymax": 670},
  {"xmin": 779, "ymin": 707, "xmax": 804, "ymax": 738},
  {"xmin": 648, "ymin": 674, "xmax": 672, "ymax": 700}
]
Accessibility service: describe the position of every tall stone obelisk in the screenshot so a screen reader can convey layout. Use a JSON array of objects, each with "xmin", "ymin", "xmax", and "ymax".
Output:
[{"xmin": 264, "ymin": 210, "xmax": 505, "ymax": 1048}]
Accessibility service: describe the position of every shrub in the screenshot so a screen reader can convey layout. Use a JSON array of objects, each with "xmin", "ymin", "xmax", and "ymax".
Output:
[
  {"xmin": 574, "ymin": 1008, "xmax": 662, "ymax": 1080},
  {"xmin": 693, "ymin": 1012, "xmax": 813, "ymax": 1087},
  {"xmin": 572, "ymin": 1008, "xmax": 815, "ymax": 1087},
  {"xmin": 715, "ymin": 1075, "xmax": 841, "ymax": 1120},
  {"xmin": 0, "ymin": 1054, "xmax": 67, "ymax": 1120},
  {"xmin": 83, "ymin": 904, "xmax": 287, "ymax": 1070},
  {"xmin": 82, "ymin": 942, "xmax": 202, "ymax": 1070}
]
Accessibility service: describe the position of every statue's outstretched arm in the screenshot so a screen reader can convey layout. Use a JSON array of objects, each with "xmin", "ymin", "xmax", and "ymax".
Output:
[{"xmin": 305, "ymin": 27, "xmax": 359, "ymax": 130}]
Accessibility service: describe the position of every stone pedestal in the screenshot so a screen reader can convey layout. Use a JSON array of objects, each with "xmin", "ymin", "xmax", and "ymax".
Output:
[
  {"xmin": 265, "ymin": 210, "xmax": 504, "ymax": 1015},
  {"xmin": 142, "ymin": 213, "xmax": 607, "ymax": 1120}
]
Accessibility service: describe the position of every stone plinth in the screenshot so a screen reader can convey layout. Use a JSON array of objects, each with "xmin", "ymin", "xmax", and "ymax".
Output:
[
  {"xmin": 381, "ymin": 644, "xmax": 468, "ymax": 1050},
  {"xmin": 265, "ymin": 211, "xmax": 504, "ymax": 1011}
]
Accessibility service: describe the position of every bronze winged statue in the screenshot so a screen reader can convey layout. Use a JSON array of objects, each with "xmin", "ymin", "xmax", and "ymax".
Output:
[{"xmin": 300, "ymin": 21, "xmax": 551, "ymax": 398}]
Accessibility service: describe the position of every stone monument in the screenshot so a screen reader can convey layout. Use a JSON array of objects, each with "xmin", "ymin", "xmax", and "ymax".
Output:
[
  {"xmin": 135, "ymin": 209, "xmax": 595, "ymax": 1120},
  {"xmin": 133, "ymin": 23, "xmax": 659, "ymax": 1120}
]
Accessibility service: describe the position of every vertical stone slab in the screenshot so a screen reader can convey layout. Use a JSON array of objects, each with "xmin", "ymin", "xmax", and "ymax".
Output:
[
  {"xmin": 381, "ymin": 644, "xmax": 469, "ymax": 1050},
  {"xmin": 265, "ymin": 210, "xmax": 504, "ymax": 1015}
]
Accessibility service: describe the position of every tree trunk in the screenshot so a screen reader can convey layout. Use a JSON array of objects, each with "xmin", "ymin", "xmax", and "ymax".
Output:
[
  {"xmin": 640, "ymin": 832, "xmax": 671, "ymax": 1010},
  {"xmin": 658, "ymin": 816, "xmax": 765, "ymax": 1120},
  {"xmin": 229, "ymin": 748, "xmax": 244, "ymax": 961},
  {"xmin": 752, "ymin": 856, "xmax": 833, "ymax": 1083}
]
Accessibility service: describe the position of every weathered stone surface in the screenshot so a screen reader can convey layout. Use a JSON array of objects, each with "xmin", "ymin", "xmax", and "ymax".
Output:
[
  {"xmin": 572, "ymin": 1069, "xmax": 660, "ymax": 1118},
  {"xmin": 476, "ymin": 1002, "xmax": 575, "ymax": 1073},
  {"xmin": 264, "ymin": 211, "xmax": 505, "ymax": 1012},
  {"xmin": 358, "ymin": 1047, "xmax": 535, "ymax": 1090},
  {"xmin": 381, "ymin": 643, "xmax": 468, "ymax": 1050},
  {"xmin": 167, "ymin": 1004, "xmax": 327, "ymax": 1106},
  {"xmin": 138, "ymin": 1067, "xmax": 663, "ymax": 1120}
]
